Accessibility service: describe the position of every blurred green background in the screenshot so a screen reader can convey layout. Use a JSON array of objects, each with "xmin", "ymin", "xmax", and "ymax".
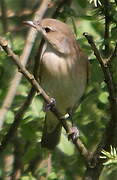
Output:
[{"xmin": 0, "ymin": 0, "xmax": 117, "ymax": 179}]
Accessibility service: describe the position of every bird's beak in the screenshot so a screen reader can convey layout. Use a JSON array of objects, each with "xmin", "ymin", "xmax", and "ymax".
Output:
[{"xmin": 23, "ymin": 20, "xmax": 39, "ymax": 29}]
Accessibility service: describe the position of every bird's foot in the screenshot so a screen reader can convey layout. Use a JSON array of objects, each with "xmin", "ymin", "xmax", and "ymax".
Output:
[
  {"xmin": 68, "ymin": 126, "xmax": 80, "ymax": 141},
  {"xmin": 44, "ymin": 98, "xmax": 56, "ymax": 111}
]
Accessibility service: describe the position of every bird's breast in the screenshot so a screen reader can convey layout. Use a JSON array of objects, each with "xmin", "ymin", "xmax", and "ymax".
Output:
[
  {"xmin": 40, "ymin": 45, "xmax": 87, "ymax": 113},
  {"xmin": 41, "ymin": 48, "xmax": 70, "ymax": 76}
]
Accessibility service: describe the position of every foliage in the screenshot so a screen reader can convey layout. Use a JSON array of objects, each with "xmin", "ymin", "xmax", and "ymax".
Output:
[
  {"xmin": 89, "ymin": 0, "xmax": 102, "ymax": 7},
  {"xmin": 100, "ymin": 146, "xmax": 117, "ymax": 166},
  {"xmin": 100, "ymin": 146, "xmax": 117, "ymax": 179},
  {"xmin": 0, "ymin": 0, "xmax": 117, "ymax": 179}
]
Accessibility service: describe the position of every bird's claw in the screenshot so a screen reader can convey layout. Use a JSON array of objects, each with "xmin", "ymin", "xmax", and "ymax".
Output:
[
  {"xmin": 68, "ymin": 126, "xmax": 80, "ymax": 141},
  {"xmin": 44, "ymin": 98, "xmax": 56, "ymax": 111}
]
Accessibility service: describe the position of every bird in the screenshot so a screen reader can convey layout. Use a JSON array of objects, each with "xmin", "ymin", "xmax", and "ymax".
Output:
[{"xmin": 24, "ymin": 18, "xmax": 89, "ymax": 150}]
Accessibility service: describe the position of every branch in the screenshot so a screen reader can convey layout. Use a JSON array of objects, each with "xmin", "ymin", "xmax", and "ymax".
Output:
[
  {"xmin": 83, "ymin": 33, "xmax": 116, "ymax": 103},
  {"xmin": 0, "ymin": 39, "xmax": 45, "ymax": 153},
  {"xmin": 0, "ymin": 37, "xmax": 90, "ymax": 163},
  {"xmin": 83, "ymin": 32, "xmax": 117, "ymax": 179},
  {"xmin": 0, "ymin": 0, "xmax": 49, "ymax": 129}
]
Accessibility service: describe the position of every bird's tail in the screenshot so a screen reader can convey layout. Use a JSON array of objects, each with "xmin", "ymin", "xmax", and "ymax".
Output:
[{"xmin": 41, "ymin": 112, "xmax": 62, "ymax": 150}]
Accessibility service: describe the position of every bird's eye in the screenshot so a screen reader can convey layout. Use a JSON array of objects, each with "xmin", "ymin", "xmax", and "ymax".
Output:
[{"xmin": 44, "ymin": 27, "xmax": 51, "ymax": 33}]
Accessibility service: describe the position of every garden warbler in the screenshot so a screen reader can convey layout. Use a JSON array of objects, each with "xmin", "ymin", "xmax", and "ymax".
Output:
[{"xmin": 25, "ymin": 18, "xmax": 88, "ymax": 149}]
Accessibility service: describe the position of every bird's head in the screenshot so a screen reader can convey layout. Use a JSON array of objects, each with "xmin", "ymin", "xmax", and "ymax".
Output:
[{"xmin": 24, "ymin": 18, "xmax": 76, "ymax": 55}]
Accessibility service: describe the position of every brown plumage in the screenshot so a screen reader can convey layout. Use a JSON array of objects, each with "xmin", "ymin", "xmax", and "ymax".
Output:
[{"xmin": 25, "ymin": 18, "xmax": 89, "ymax": 149}]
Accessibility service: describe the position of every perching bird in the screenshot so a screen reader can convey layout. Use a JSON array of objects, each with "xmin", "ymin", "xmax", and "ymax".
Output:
[{"xmin": 25, "ymin": 18, "xmax": 88, "ymax": 150}]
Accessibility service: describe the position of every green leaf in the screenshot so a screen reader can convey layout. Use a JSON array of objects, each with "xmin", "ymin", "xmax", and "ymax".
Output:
[{"xmin": 98, "ymin": 92, "xmax": 109, "ymax": 104}]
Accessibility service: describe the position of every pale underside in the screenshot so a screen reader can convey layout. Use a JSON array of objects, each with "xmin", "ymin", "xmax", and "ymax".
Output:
[{"xmin": 40, "ymin": 43, "xmax": 88, "ymax": 133}]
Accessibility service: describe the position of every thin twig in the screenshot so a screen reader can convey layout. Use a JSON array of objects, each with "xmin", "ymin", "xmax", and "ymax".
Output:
[
  {"xmin": 83, "ymin": 32, "xmax": 117, "ymax": 179},
  {"xmin": 84, "ymin": 33, "xmax": 117, "ymax": 145},
  {"xmin": 83, "ymin": 33, "xmax": 116, "ymax": 102},
  {"xmin": 0, "ymin": 39, "xmax": 45, "ymax": 153},
  {"xmin": 83, "ymin": 33, "xmax": 105, "ymax": 67},
  {"xmin": 0, "ymin": 37, "xmax": 90, "ymax": 163}
]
